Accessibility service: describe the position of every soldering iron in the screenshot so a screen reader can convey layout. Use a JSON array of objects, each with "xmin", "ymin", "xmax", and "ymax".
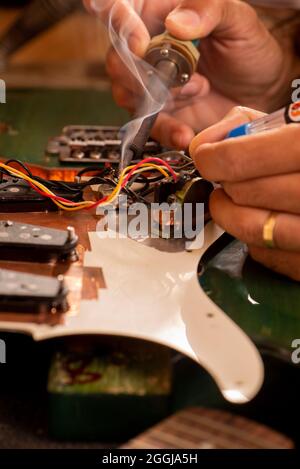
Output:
[{"xmin": 120, "ymin": 32, "xmax": 200, "ymax": 172}]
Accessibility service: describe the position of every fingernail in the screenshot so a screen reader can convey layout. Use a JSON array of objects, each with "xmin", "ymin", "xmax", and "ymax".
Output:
[
  {"xmin": 128, "ymin": 34, "xmax": 148, "ymax": 56},
  {"xmin": 167, "ymin": 9, "xmax": 201, "ymax": 31}
]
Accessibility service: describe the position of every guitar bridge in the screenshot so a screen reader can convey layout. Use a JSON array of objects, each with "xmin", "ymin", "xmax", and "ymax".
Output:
[{"xmin": 47, "ymin": 125, "xmax": 163, "ymax": 164}]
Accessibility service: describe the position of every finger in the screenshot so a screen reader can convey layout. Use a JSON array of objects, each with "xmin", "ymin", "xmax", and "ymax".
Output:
[
  {"xmin": 223, "ymin": 173, "xmax": 300, "ymax": 215},
  {"xmin": 210, "ymin": 188, "xmax": 300, "ymax": 252},
  {"xmin": 137, "ymin": 0, "xmax": 180, "ymax": 36},
  {"xmin": 248, "ymin": 246, "xmax": 300, "ymax": 282},
  {"xmin": 90, "ymin": 0, "xmax": 150, "ymax": 56},
  {"xmin": 192, "ymin": 124, "xmax": 300, "ymax": 183},
  {"xmin": 106, "ymin": 48, "xmax": 129, "ymax": 81},
  {"xmin": 165, "ymin": 0, "xmax": 258, "ymax": 40},
  {"xmin": 190, "ymin": 106, "xmax": 265, "ymax": 153},
  {"xmin": 162, "ymin": 74, "xmax": 210, "ymax": 116},
  {"xmin": 151, "ymin": 112, "xmax": 195, "ymax": 149},
  {"xmin": 106, "ymin": 48, "xmax": 144, "ymax": 95}
]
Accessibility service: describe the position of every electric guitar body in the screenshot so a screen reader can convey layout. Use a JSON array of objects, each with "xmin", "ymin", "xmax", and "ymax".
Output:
[{"xmin": 0, "ymin": 88, "xmax": 297, "ymax": 401}]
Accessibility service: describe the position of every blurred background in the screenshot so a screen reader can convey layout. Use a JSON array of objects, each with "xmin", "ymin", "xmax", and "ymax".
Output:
[
  {"xmin": 0, "ymin": 0, "xmax": 110, "ymax": 89},
  {"xmin": 0, "ymin": 0, "xmax": 299, "ymax": 90}
]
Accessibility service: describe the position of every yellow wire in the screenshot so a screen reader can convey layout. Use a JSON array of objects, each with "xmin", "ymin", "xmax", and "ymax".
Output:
[
  {"xmin": 0, "ymin": 162, "xmax": 169, "ymax": 211},
  {"xmin": 0, "ymin": 162, "xmax": 171, "ymax": 212},
  {"xmin": 0, "ymin": 163, "xmax": 91, "ymax": 211}
]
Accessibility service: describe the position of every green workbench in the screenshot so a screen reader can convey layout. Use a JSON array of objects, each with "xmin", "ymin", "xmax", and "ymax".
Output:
[{"xmin": 0, "ymin": 88, "xmax": 128, "ymax": 165}]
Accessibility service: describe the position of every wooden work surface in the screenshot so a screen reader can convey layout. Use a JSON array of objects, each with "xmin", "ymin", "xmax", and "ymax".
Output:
[
  {"xmin": 0, "ymin": 7, "xmax": 111, "ymax": 89},
  {"xmin": 122, "ymin": 407, "xmax": 294, "ymax": 449}
]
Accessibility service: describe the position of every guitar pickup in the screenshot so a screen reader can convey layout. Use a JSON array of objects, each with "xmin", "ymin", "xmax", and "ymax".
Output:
[
  {"xmin": 0, "ymin": 179, "xmax": 83, "ymax": 213},
  {"xmin": 0, "ymin": 268, "xmax": 68, "ymax": 317},
  {"xmin": 0, "ymin": 221, "xmax": 78, "ymax": 262}
]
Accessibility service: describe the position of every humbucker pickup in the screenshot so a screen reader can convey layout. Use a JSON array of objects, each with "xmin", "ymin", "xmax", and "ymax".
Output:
[
  {"xmin": 0, "ymin": 221, "xmax": 78, "ymax": 262},
  {"xmin": 0, "ymin": 268, "xmax": 68, "ymax": 316}
]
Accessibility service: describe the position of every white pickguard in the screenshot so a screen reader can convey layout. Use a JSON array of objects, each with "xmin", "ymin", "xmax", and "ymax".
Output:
[{"xmin": 0, "ymin": 222, "xmax": 264, "ymax": 403}]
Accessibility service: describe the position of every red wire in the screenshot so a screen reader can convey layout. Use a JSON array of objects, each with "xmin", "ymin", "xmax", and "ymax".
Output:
[
  {"xmin": 83, "ymin": 196, "xmax": 109, "ymax": 211},
  {"xmin": 25, "ymin": 157, "xmax": 177, "ymax": 210},
  {"xmin": 86, "ymin": 158, "xmax": 176, "ymax": 210},
  {"xmin": 122, "ymin": 157, "xmax": 177, "ymax": 188},
  {"xmin": 28, "ymin": 180, "xmax": 108, "ymax": 210}
]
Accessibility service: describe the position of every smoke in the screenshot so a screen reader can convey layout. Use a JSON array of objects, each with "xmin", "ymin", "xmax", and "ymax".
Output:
[{"xmin": 91, "ymin": 0, "xmax": 169, "ymax": 159}]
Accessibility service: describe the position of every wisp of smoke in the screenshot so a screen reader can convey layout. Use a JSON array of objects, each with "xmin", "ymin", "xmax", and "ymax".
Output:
[{"xmin": 91, "ymin": 0, "xmax": 170, "ymax": 159}]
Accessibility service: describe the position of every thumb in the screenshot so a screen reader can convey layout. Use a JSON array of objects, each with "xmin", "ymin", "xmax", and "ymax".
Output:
[
  {"xmin": 165, "ymin": 0, "xmax": 258, "ymax": 40},
  {"xmin": 189, "ymin": 106, "xmax": 265, "ymax": 155}
]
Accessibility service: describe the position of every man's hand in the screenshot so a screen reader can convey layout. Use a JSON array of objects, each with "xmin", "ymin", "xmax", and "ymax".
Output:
[
  {"xmin": 85, "ymin": 0, "xmax": 293, "ymax": 150},
  {"xmin": 190, "ymin": 106, "xmax": 300, "ymax": 281}
]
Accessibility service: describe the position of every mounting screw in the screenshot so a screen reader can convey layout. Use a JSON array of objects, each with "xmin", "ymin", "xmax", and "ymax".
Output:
[
  {"xmin": 181, "ymin": 73, "xmax": 190, "ymax": 84},
  {"xmin": 57, "ymin": 274, "xmax": 65, "ymax": 289},
  {"xmin": 160, "ymin": 48, "xmax": 169, "ymax": 58},
  {"xmin": 90, "ymin": 151, "xmax": 102, "ymax": 160},
  {"xmin": 73, "ymin": 150, "xmax": 85, "ymax": 160},
  {"xmin": 67, "ymin": 226, "xmax": 77, "ymax": 242},
  {"xmin": 4, "ymin": 221, "xmax": 13, "ymax": 227}
]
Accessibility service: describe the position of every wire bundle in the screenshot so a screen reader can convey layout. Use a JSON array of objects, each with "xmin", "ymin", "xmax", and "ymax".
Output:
[{"xmin": 0, "ymin": 158, "xmax": 178, "ymax": 212}]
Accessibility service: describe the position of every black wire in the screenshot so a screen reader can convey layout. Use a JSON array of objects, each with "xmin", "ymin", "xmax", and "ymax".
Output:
[
  {"xmin": 139, "ymin": 186, "xmax": 156, "ymax": 198},
  {"xmin": 79, "ymin": 177, "xmax": 114, "ymax": 188},
  {"xmin": 2, "ymin": 160, "xmax": 114, "ymax": 194},
  {"xmin": 127, "ymin": 173, "xmax": 150, "ymax": 194},
  {"xmin": 0, "ymin": 158, "xmax": 181, "ymax": 205},
  {"xmin": 34, "ymin": 177, "xmax": 83, "ymax": 194},
  {"xmin": 76, "ymin": 166, "xmax": 111, "ymax": 178},
  {"xmin": 143, "ymin": 174, "xmax": 165, "ymax": 184},
  {"xmin": 0, "ymin": 167, "xmax": 15, "ymax": 183},
  {"xmin": 5, "ymin": 159, "xmax": 33, "ymax": 178}
]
